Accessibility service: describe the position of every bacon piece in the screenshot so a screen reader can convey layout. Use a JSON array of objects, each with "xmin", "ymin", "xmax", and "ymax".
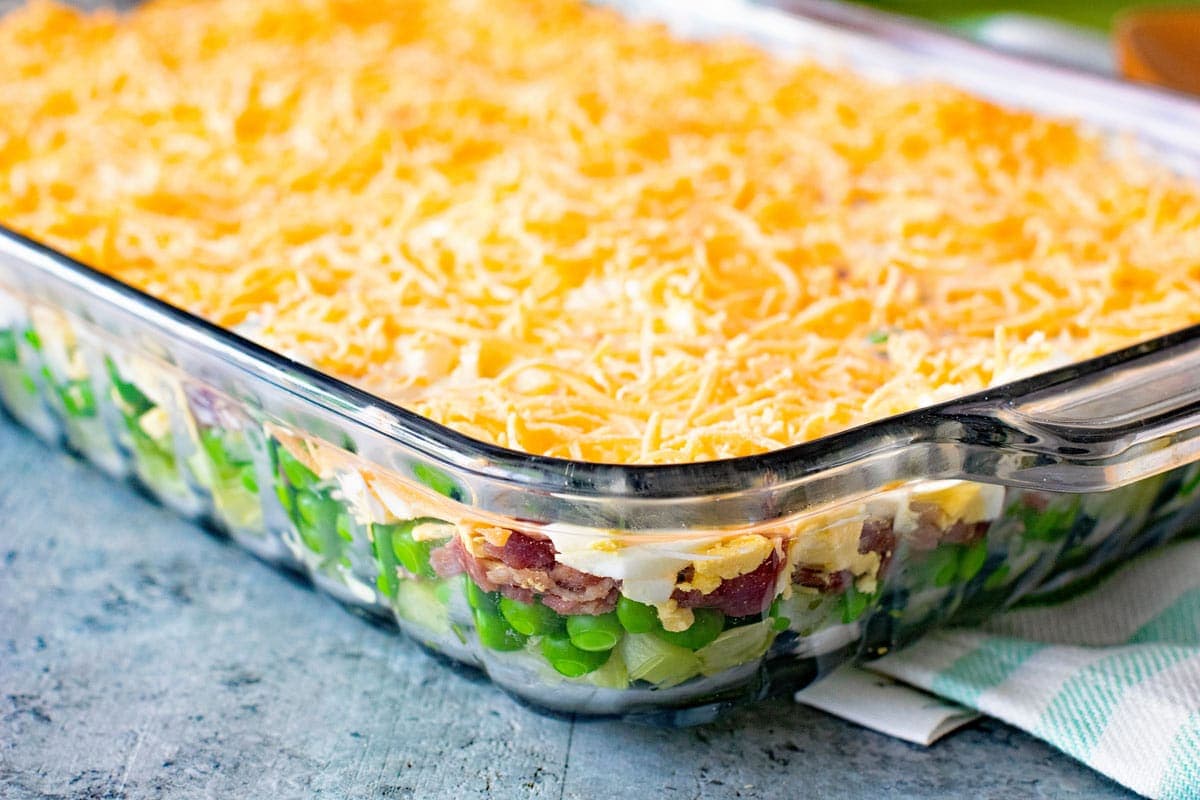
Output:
[
  {"xmin": 673, "ymin": 550, "xmax": 784, "ymax": 617},
  {"xmin": 429, "ymin": 535, "xmax": 619, "ymax": 615},
  {"xmin": 942, "ymin": 520, "xmax": 990, "ymax": 545},
  {"xmin": 792, "ymin": 566, "xmax": 852, "ymax": 594},
  {"xmin": 858, "ymin": 517, "xmax": 896, "ymax": 572},
  {"xmin": 499, "ymin": 531, "xmax": 556, "ymax": 570}
]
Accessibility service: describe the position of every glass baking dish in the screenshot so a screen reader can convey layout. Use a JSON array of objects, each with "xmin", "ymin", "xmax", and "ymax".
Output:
[{"xmin": 2, "ymin": 0, "xmax": 1200, "ymax": 725}]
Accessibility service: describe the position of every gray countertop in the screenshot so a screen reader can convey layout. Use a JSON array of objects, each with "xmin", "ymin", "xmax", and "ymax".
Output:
[{"xmin": 0, "ymin": 418, "xmax": 1135, "ymax": 799}]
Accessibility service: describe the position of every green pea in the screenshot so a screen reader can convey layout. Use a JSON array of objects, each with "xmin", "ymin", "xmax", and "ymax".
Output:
[
  {"xmin": 499, "ymin": 596, "xmax": 564, "ymax": 636},
  {"xmin": 239, "ymin": 466, "xmax": 259, "ymax": 494},
  {"xmin": 1019, "ymin": 497, "xmax": 1081, "ymax": 542},
  {"xmin": 60, "ymin": 379, "xmax": 95, "ymax": 418},
  {"xmin": 1180, "ymin": 468, "xmax": 1200, "ymax": 498},
  {"xmin": 0, "ymin": 329, "xmax": 17, "ymax": 363},
  {"xmin": 388, "ymin": 522, "xmax": 436, "ymax": 578},
  {"xmin": 983, "ymin": 563, "xmax": 1012, "ymax": 591},
  {"xmin": 274, "ymin": 483, "xmax": 294, "ymax": 515},
  {"xmin": 768, "ymin": 598, "xmax": 791, "ymax": 632},
  {"xmin": 616, "ymin": 596, "xmax": 660, "ymax": 634},
  {"xmin": 371, "ymin": 523, "xmax": 400, "ymax": 598},
  {"xmin": 336, "ymin": 513, "xmax": 354, "ymax": 543},
  {"xmin": 840, "ymin": 583, "xmax": 873, "ymax": 623},
  {"xmin": 927, "ymin": 546, "xmax": 961, "ymax": 587},
  {"xmin": 566, "ymin": 611, "xmax": 624, "ymax": 652},
  {"xmin": 279, "ymin": 449, "xmax": 318, "ymax": 488},
  {"xmin": 654, "ymin": 608, "xmax": 724, "ymax": 650},
  {"xmin": 958, "ymin": 540, "xmax": 989, "ymax": 581},
  {"xmin": 200, "ymin": 430, "xmax": 228, "ymax": 467},
  {"xmin": 296, "ymin": 490, "xmax": 338, "ymax": 530},
  {"xmin": 474, "ymin": 609, "xmax": 527, "ymax": 651},
  {"xmin": 540, "ymin": 633, "xmax": 610, "ymax": 677},
  {"xmin": 412, "ymin": 462, "xmax": 465, "ymax": 501},
  {"xmin": 465, "ymin": 580, "xmax": 499, "ymax": 613},
  {"xmin": 104, "ymin": 359, "xmax": 154, "ymax": 416}
]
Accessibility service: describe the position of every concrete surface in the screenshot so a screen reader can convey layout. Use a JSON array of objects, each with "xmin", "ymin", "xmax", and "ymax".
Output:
[{"xmin": 0, "ymin": 418, "xmax": 1136, "ymax": 799}]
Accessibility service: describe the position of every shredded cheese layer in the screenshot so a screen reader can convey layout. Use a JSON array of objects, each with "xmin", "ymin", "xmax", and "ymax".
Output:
[{"xmin": 2, "ymin": 0, "xmax": 1200, "ymax": 464}]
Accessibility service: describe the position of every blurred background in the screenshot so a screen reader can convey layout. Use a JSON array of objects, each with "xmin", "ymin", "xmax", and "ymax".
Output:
[{"xmin": 853, "ymin": 0, "xmax": 1200, "ymax": 94}]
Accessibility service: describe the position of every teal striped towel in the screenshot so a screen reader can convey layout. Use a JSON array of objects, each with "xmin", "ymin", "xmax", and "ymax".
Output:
[{"xmin": 865, "ymin": 537, "xmax": 1200, "ymax": 799}]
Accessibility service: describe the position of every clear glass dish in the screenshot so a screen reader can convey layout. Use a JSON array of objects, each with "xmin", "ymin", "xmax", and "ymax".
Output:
[{"xmin": 2, "ymin": 0, "xmax": 1200, "ymax": 725}]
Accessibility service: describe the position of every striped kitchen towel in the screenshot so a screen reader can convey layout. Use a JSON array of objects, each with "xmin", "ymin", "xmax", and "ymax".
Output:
[{"xmin": 868, "ymin": 537, "xmax": 1200, "ymax": 799}]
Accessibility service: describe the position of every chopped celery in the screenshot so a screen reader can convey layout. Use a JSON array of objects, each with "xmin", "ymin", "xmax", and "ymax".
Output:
[
  {"xmin": 618, "ymin": 633, "xmax": 701, "ymax": 687},
  {"xmin": 696, "ymin": 620, "xmax": 774, "ymax": 676},
  {"xmin": 124, "ymin": 414, "xmax": 179, "ymax": 485},
  {"xmin": 198, "ymin": 436, "xmax": 262, "ymax": 530},
  {"xmin": 581, "ymin": 645, "xmax": 630, "ymax": 689},
  {"xmin": 198, "ymin": 429, "xmax": 261, "ymax": 528},
  {"xmin": 395, "ymin": 579, "xmax": 450, "ymax": 634},
  {"xmin": 217, "ymin": 484, "xmax": 263, "ymax": 531}
]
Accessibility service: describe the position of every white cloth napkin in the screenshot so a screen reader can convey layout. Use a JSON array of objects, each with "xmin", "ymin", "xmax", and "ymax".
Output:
[{"xmin": 798, "ymin": 538, "xmax": 1200, "ymax": 799}]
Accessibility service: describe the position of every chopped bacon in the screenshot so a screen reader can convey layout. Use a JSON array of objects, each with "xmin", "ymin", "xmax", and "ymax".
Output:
[
  {"xmin": 858, "ymin": 517, "xmax": 897, "ymax": 572},
  {"xmin": 792, "ymin": 566, "xmax": 852, "ymax": 594},
  {"xmin": 673, "ymin": 550, "xmax": 784, "ymax": 617},
  {"xmin": 499, "ymin": 531, "xmax": 557, "ymax": 570},
  {"xmin": 942, "ymin": 520, "xmax": 990, "ymax": 546},
  {"xmin": 429, "ymin": 535, "xmax": 618, "ymax": 615},
  {"xmin": 429, "ymin": 539, "xmax": 466, "ymax": 578},
  {"xmin": 907, "ymin": 506, "xmax": 993, "ymax": 551}
]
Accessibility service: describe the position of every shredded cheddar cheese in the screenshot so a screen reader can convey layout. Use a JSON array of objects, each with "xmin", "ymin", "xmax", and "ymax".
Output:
[{"xmin": 2, "ymin": 0, "xmax": 1200, "ymax": 464}]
